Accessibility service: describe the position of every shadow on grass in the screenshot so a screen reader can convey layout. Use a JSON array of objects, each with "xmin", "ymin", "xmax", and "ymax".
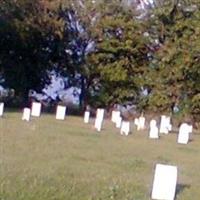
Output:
[
  {"xmin": 175, "ymin": 184, "xmax": 190, "ymax": 199},
  {"xmin": 189, "ymin": 139, "xmax": 194, "ymax": 143}
]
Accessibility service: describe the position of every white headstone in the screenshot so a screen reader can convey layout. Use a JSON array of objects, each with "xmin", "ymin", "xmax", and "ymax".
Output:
[
  {"xmin": 31, "ymin": 102, "xmax": 41, "ymax": 117},
  {"xmin": 134, "ymin": 116, "xmax": 145, "ymax": 131},
  {"xmin": 0, "ymin": 102, "xmax": 4, "ymax": 117},
  {"xmin": 84, "ymin": 111, "xmax": 90, "ymax": 123},
  {"xmin": 136, "ymin": 116, "xmax": 145, "ymax": 130},
  {"xmin": 149, "ymin": 120, "xmax": 159, "ymax": 139},
  {"xmin": 95, "ymin": 118, "xmax": 103, "ymax": 132},
  {"xmin": 111, "ymin": 110, "xmax": 120, "ymax": 124},
  {"xmin": 111, "ymin": 110, "xmax": 117, "ymax": 123},
  {"xmin": 134, "ymin": 118, "xmax": 139, "ymax": 126},
  {"xmin": 177, "ymin": 123, "xmax": 193, "ymax": 144},
  {"xmin": 98, "ymin": 109, "xmax": 104, "ymax": 122},
  {"xmin": 160, "ymin": 115, "xmax": 172, "ymax": 134},
  {"xmin": 56, "ymin": 105, "xmax": 66, "ymax": 120},
  {"xmin": 94, "ymin": 109, "xmax": 104, "ymax": 132},
  {"xmin": 151, "ymin": 164, "xmax": 177, "ymax": 200},
  {"xmin": 120, "ymin": 121, "xmax": 130, "ymax": 136},
  {"xmin": 116, "ymin": 116, "xmax": 122, "ymax": 128},
  {"xmin": 165, "ymin": 116, "xmax": 172, "ymax": 131},
  {"xmin": 22, "ymin": 108, "xmax": 31, "ymax": 121}
]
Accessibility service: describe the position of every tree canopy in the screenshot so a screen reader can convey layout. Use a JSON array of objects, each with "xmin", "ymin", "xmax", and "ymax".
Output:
[{"xmin": 0, "ymin": 0, "xmax": 199, "ymax": 122}]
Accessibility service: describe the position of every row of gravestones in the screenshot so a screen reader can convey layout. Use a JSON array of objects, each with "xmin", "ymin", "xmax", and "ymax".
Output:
[
  {"xmin": 0, "ymin": 102, "xmax": 194, "ymax": 145},
  {"xmin": 84, "ymin": 109, "xmax": 193, "ymax": 145},
  {"xmin": 0, "ymin": 102, "xmax": 191, "ymax": 200},
  {"xmin": 0, "ymin": 102, "xmax": 67, "ymax": 121}
]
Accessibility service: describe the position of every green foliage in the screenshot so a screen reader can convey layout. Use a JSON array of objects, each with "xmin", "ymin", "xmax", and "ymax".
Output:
[
  {"xmin": 148, "ymin": 92, "xmax": 171, "ymax": 113},
  {"xmin": 191, "ymin": 93, "xmax": 200, "ymax": 121},
  {"xmin": 0, "ymin": 0, "xmax": 80, "ymax": 104},
  {"xmin": 0, "ymin": 0, "xmax": 61, "ymax": 100},
  {"xmin": 145, "ymin": 0, "xmax": 200, "ymax": 119},
  {"xmin": 0, "ymin": 0, "xmax": 199, "ymax": 121},
  {"xmin": 87, "ymin": 2, "xmax": 149, "ymax": 107}
]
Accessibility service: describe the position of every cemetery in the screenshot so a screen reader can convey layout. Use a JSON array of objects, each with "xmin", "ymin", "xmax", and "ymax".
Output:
[
  {"xmin": 1, "ymin": 105, "xmax": 200, "ymax": 200},
  {"xmin": 0, "ymin": 0, "xmax": 200, "ymax": 200}
]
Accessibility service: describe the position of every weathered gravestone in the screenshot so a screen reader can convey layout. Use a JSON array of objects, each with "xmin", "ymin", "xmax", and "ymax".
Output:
[
  {"xmin": 151, "ymin": 164, "xmax": 177, "ymax": 200},
  {"xmin": 0, "ymin": 102, "xmax": 4, "ymax": 117},
  {"xmin": 149, "ymin": 119, "xmax": 159, "ymax": 139},
  {"xmin": 22, "ymin": 108, "xmax": 31, "ymax": 121},
  {"xmin": 177, "ymin": 123, "xmax": 193, "ymax": 144},
  {"xmin": 56, "ymin": 105, "xmax": 66, "ymax": 120},
  {"xmin": 159, "ymin": 115, "xmax": 172, "ymax": 134},
  {"xmin": 84, "ymin": 111, "xmax": 90, "ymax": 123},
  {"xmin": 120, "ymin": 121, "xmax": 130, "ymax": 136},
  {"xmin": 31, "ymin": 102, "xmax": 41, "ymax": 117},
  {"xmin": 94, "ymin": 109, "xmax": 104, "ymax": 132}
]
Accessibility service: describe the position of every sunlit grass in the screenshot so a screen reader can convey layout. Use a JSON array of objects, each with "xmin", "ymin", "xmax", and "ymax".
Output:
[{"xmin": 0, "ymin": 112, "xmax": 200, "ymax": 200}]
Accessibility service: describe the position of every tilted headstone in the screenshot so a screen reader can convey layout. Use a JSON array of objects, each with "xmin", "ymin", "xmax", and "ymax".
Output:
[
  {"xmin": 56, "ymin": 105, "xmax": 66, "ymax": 120},
  {"xmin": 149, "ymin": 119, "xmax": 159, "ymax": 139},
  {"xmin": 94, "ymin": 109, "xmax": 104, "ymax": 132},
  {"xmin": 120, "ymin": 121, "xmax": 130, "ymax": 136},
  {"xmin": 31, "ymin": 102, "xmax": 42, "ymax": 117},
  {"xmin": 151, "ymin": 164, "xmax": 177, "ymax": 200},
  {"xmin": 160, "ymin": 115, "xmax": 172, "ymax": 134},
  {"xmin": 84, "ymin": 111, "xmax": 90, "ymax": 123},
  {"xmin": 22, "ymin": 108, "xmax": 31, "ymax": 121},
  {"xmin": 0, "ymin": 102, "xmax": 4, "ymax": 117},
  {"xmin": 177, "ymin": 123, "xmax": 193, "ymax": 144}
]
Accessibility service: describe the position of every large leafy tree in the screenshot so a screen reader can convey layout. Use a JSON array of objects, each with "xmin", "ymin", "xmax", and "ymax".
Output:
[
  {"xmin": 0, "ymin": 0, "xmax": 90, "ymax": 106},
  {"xmin": 146, "ymin": 0, "xmax": 200, "ymax": 120},
  {"xmin": 86, "ymin": 1, "xmax": 150, "ymax": 108},
  {"xmin": 0, "ymin": 0, "xmax": 100, "ymax": 107},
  {"xmin": 0, "ymin": 0, "xmax": 65, "ymax": 104}
]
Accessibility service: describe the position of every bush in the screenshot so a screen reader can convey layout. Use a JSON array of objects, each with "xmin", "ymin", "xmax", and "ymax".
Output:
[{"xmin": 147, "ymin": 92, "xmax": 171, "ymax": 113}]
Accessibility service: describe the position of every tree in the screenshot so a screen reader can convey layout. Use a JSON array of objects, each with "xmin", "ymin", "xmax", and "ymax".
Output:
[
  {"xmin": 86, "ymin": 1, "xmax": 150, "ymax": 108},
  {"xmin": 0, "ymin": 0, "xmax": 64, "ymax": 105},
  {"xmin": 146, "ymin": 0, "xmax": 200, "ymax": 120}
]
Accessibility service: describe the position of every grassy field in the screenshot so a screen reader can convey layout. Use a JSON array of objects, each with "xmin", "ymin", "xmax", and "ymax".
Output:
[{"xmin": 0, "ymin": 112, "xmax": 200, "ymax": 200}]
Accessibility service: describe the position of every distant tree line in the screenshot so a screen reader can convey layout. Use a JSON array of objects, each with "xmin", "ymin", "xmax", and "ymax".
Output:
[{"xmin": 0, "ymin": 0, "xmax": 199, "ymax": 122}]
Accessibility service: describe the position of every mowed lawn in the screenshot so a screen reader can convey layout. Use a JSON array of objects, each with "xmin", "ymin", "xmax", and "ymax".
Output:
[{"xmin": 1, "ymin": 112, "xmax": 200, "ymax": 200}]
